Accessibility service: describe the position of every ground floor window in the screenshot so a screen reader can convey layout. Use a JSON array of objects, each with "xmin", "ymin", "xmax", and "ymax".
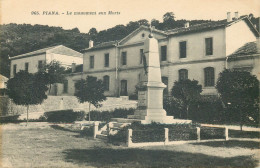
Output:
[
  {"xmin": 179, "ymin": 69, "xmax": 188, "ymax": 81},
  {"xmin": 204, "ymin": 67, "xmax": 215, "ymax": 87},
  {"xmin": 103, "ymin": 75, "xmax": 110, "ymax": 91}
]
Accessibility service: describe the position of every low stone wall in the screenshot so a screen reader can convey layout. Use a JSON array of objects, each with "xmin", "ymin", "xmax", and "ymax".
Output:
[{"xmin": 0, "ymin": 96, "xmax": 137, "ymax": 116}]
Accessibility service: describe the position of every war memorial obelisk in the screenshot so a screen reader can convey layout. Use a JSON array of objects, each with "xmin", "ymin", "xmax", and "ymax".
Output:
[{"xmin": 127, "ymin": 28, "xmax": 189, "ymax": 124}]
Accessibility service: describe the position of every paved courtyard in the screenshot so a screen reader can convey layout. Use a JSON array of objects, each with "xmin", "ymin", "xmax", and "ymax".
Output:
[{"xmin": 1, "ymin": 122, "xmax": 259, "ymax": 168}]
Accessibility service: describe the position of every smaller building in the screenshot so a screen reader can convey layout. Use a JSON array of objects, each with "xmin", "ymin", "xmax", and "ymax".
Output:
[
  {"xmin": 9, "ymin": 45, "xmax": 83, "ymax": 78},
  {"xmin": 0, "ymin": 74, "xmax": 8, "ymax": 89},
  {"xmin": 9, "ymin": 45, "xmax": 83, "ymax": 95}
]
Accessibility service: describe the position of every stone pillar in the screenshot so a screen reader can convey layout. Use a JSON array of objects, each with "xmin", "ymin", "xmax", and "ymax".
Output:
[
  {"xmin": 127, "ymin": 34, "xmax": 175, "ymax": 124},
  {"xmin": 127, "ymin": 129, "xmax": 133, "ymax": 147},
  {"xmin": 225, "ymin": 126, "xmax": 229, "ymax": 140},
  {"xmin": 93, "ymin": 121, "xmax": 99, "ymax": 139},
  {"xmin": 196, "ymin": 127, "xmax": 201, "ymax": 141},
  {"xmin": 164, "ymin": 128, "xmax": 169, "ymax": 145}
]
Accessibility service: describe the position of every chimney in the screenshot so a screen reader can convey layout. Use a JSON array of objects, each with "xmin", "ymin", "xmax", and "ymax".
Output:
[
  {"xmin": 184, "ymin": 22, "xmax": 190, "ymax": 28},
  {"xmin": 89, "ymin": 40, "xmax": 93, "ymax": 48},
  {"xmin": 227, "ymin": 12, "xmax": 231, "ymax": 22},
  {"xmin": 235, "ymin": 12, "xmax": 239, "ymax": 20},
  {"xmin": 71, "ymin": 63, "xmax": 76, "ymax": 73}
]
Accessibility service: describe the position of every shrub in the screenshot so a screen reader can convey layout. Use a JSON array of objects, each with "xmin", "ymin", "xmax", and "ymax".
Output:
[
  {"xmin": 229, "ymin": 130, "xmax": 259, "ymax": 139},
  {"xmin": 86, "ymin": 108, "xmax": 135, "ymax": 121},
  {"xmin": 44, "ymin": 110, "xmax": 85, "ymax": 123},
  {"xmin": 200, "ymin": 127, "xmax": 225, "ymax": 140},
  {"xmin": 108, "ymin": 122, "xmax": 200, "ymax": 143},
  {"xmin": 0, "ymin": 114, "xmax": 20, "ymax": 123}
]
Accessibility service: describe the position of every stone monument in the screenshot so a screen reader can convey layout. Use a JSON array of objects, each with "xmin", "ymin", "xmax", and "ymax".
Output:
[{"xmin": 127, "ymin": 27, "xmax": 181, "ymax": 124}]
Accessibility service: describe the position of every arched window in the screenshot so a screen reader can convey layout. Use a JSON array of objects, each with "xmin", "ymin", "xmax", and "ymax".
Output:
[
  {"xmin": 204, "ymin": 67, "xmax": 215, "ymax": 87},
  {"xmin": 103, "ymin": 75, "xmax": 110, "ymax": 91},
  {"xmin": 179, "ymin": 69, "xmax": 188, "ymax": 81}
]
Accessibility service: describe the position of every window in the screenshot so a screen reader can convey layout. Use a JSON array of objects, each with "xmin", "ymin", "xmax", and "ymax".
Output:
[
  {"xmin": 161, "ymin": 45, "xmax": 167, "ymax": 61},
  {"xmin": 122, "ymin": 52, "xmax": 127, "ymax": 65},
  {"xmin": 25, "ymin": 62, "xmax": 29, "ymax": 72},
  {"xmin": 90, "ymin": 56, "xmax": 94, "ymax": 69},
  {"xmin": 140, "ymin": 49, "xmax": 144, "ymax": 64},
  {"xmin": 204, "ymin": 67, "xmax": 215, "ymax": 87},
  {"xmin": 179, "ymin": 41, "xmax": 187, "ymax": 58},
  {"xmin": 205, "ymin": 38, "xmax": 213, "ymax": 55},
  {"xmin": 104, "ymin": 53, "xmax": 109, "ymax": 67},
  {"xmin": 103, "ymin": 75, "xmax": 110, "ymax": 91},
  {"xmin": 13, "ymin": 64, "xmax": 17, "ymax": 76},
  {"xmin": 138, "ymin": 73, "xmax": 141, "ymax": 82},
  {"xmin": 63, "ymin": 80, "xmax": 68, "ymax": 93},
  {"xmin": 179, "ymin": 69, "xmax": 188, "ymax": 81},
  {"xmin": 38, "ymin": 60, "xmax": 43, "ymax": 70}
]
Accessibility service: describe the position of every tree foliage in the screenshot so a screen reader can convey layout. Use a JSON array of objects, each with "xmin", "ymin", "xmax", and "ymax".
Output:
[
  {"xmin": 171, "ymin": 79, "xmax": 202, "ymax": 119},
  {"xmin": 74, "ymin": 76, "xmax": 106, "ymax": 120},
  {"xmin": 216, "ymin": 69, "xmax": 259, "ymax": 129},
  {"xmin": 39, "ymin": 60, "xmax": 67, "ymax": 91},
  {"xmin": 6, "ymin": 71, "xmax": 48, "ymax": 124}
]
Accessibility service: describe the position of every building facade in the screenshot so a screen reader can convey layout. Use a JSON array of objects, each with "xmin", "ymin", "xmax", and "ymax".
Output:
[
  {"xmin": 66, "ymin": 14, "xmax": 259, "ymax": 97},
  {"xmin": 9, "ymin": 45, "xmax": 83, "ymax": 95}
]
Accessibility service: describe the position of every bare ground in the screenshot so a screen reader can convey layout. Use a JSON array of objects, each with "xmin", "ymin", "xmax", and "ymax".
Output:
[{"xmin": 1, "ymin": 122, "xmax": 259, "ymax": 168}]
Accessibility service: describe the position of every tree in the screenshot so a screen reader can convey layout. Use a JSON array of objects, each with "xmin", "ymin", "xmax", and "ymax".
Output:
[
  {"xmin": 40, "ymin": 60, "xmax": 66, "ymax": 93},
  {"xmin": 171, "ymin": 79, "xmax": 202, "ymax": 119},
  {"xmin": 6, "ymin": 71, "xmax": 48, "ymax": 125},
  {"xmin": 163, "ymin": 12, "xmax": 175, "ymax": 22},
  {"xmin": 216, "ymin": 69, "xmax": 259, "ymax": 130},
  {"xmin": 74, "ymin": 76, "xmax": 106, "ymax": 121},
  {"xmin": 151, "ymin": 19, "xmax": 160, "ymax": 28}
]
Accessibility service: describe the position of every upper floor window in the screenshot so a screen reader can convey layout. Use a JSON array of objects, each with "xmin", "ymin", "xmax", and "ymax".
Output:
[
  {"xmin": 104, "ymin": 53, "xmax": 109, "ymax": 67},
  {"xmin": 179, "ymin": 41, "xmax": 187, "ymax": 58},
  {"xmin": 38, "ymin": 60, "xmax": 43, "ymax": 71},
  {"xmin": 90, "ymin": 56, "xmax": 94, "ymax": 69},
  {"xmin": 204, "ymin": 67, "xmax": 215, "ymax": 87},
  {"xmin": 179, "ymin": 69, "xmax": 188, "ymax": 81},
  {"xmin": 161, "ymin": 45, "xmax": 167, "ymax": 61},
  {"xmin": 25, "ymin": 62, "xmax": 29, "ymax": 72},
  {"xmin": 121, "ymin": 52, "xmax": 127, "ymax": 65},
  {"xmin": 140, "ymin": 49, "xmax": 144, "ymax": 64},
  {"xmin": 103, "ymin": 75, "xmax": 110, "ymax": 91},
  {"xmin": 63, "ymin": 80, "xmax": 68, "ymax": 93},
  {"xmin": 13, "ymin": 64, "xmax": 17, "ymax": 76},
  {"xmin": 205, "ymin": 38, "xmax": 213, "ymax": 55}
]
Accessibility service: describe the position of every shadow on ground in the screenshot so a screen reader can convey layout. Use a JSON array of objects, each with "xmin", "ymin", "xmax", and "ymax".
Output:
[
  {"xmin": 50, "ymin": 125, "xmax": 80, "ymax": 133},
  {"xmin": 191, "ymin": 140, "xmax": 259, "ymax": 149},
  {"xmin": 62, "ymin": 147, "xmax": 257, "ymax": 168}
]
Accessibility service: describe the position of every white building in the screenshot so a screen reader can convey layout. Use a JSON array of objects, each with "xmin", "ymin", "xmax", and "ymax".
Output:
[
  {"xmin": 9, "ymin": 45, "xmax": 83, "ymax": 95},
  {"xmin": 9, "ymin": 45, "xmax": 83, "ymax": 78},
  {"xmin": 67, "ymin": 14, "xmax": 260, "ymax": 97}
]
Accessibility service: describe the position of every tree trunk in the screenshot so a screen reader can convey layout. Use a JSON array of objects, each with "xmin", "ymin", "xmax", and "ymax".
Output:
[
  {"xmin": 239, "ymin": 109, "xmax": 243, "ymax": 131},
  {"xmin": 26, "ymin": 105, "xmax": 29, "ymax": 126},
  {"xmin": 49, "ymin": 84, "xmax": 51, "ymax": 93},
  {"xmin": 89, "ymin": 103, "xmax": 91, "ymax": 121},
  {"xmin": 186, "ymin": 105, "xmax": 189, "ymax": 119}
]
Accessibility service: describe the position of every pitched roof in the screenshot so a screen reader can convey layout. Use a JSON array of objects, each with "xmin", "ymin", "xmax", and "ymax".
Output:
[
  {"xmin": 82, "ymin": 41, "xmax": 118, "ymax": 52},
  {"xmin": 10, "ymin": 45, "xmax": 82, "ymax": 60},
  {"xmin": 166, "ymin": 16, "xmax": 259, "ymax": 37},
  {"xmin": 228, "ymin": 41, "xmax": 259, "ymax": 57}
]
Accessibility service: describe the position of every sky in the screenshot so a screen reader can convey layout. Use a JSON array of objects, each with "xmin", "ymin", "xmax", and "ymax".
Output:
[{"xmin": 1, "ymin": 0, "xmax": 259, "ymax": 33}]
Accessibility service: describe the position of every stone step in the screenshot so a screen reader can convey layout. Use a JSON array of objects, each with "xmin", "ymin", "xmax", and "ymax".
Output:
[
  {"xmin": 96, "ymin": 134, "xmax": 107, "ymax": 140},
  {"xmin": 111, "ymin": 118, "xmax": 142, "ymax": 123}
]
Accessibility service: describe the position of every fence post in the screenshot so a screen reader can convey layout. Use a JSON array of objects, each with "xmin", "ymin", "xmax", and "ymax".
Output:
[
  {"xmin": 93, "ymin": 121, "xmax": 99, "ymax": 139},
  {"xmin": 196, "ymin": 127, "xmax": 200, "ymax": 141},
  {"xmin": 164, "ymin": 128, "xmax": 169, "ymax": 145},
  {"xmin": 107, "ymin": 122, "xmax": 112, "ymax": 135},
  {"xmin": 127, "ymin": 129, "xmax": 133, "ymax": 147},
  {"xmin": 225, "ymin": 126, "xmax": 229, "ymax": 140}
]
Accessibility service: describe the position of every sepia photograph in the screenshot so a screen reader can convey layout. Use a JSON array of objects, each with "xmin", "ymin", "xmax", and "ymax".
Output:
[{"xmin": 0, "ymin": 0, "xmax": 259, "ymax": 167}]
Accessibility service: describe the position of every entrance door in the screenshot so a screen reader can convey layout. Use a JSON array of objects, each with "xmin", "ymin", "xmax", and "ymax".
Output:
[{"xmin": 120, "ymin": 80, "xmax": 128, "ymax": 96}]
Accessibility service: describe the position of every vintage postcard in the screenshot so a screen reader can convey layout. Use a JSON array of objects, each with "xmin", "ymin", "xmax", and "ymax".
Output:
[{"xmin": 0, "ymin": 0, "xmax": 259, "ymax": 167}]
